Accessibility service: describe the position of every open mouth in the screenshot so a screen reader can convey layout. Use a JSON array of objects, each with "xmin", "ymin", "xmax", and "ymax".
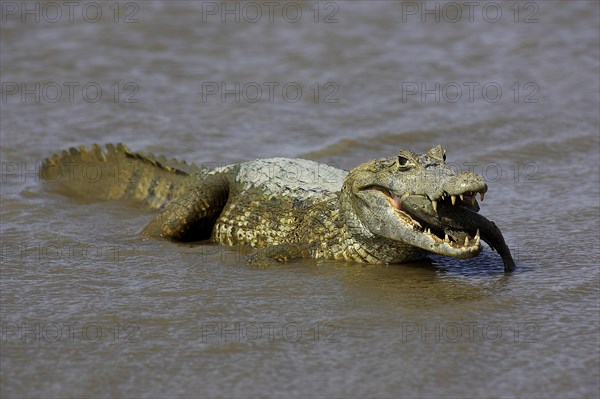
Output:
[
  {"xmin": 371, "ymin": 185, "xmax": 487, "ymax": 249},
  {"xmin": 371, "ymin": 186, "xmax": 515, "ymax": 271}
]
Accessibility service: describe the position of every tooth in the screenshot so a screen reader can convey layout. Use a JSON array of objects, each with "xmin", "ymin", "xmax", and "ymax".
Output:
[
  {"xmin": 451, "ymin": 195, "xmax": 456, "ymax": 205},
  {"xmin": 475, "ymin": 229, "xmax": 480, "ymax": 238},
  {"xmin": 471, "ymin": 195, "xmax": 477, "ymax": 206},
  {"xmin": 432, "ymin": 200, "xmax": 437, "ymax": 212},
  {"xmin": 464, "ymin": 236, "xmax": 469, "ymax": 246},
  {"xmin": 479, "ymin": 191, "xmax": 485, "ymax": 201},
  {"xmin": 444, "ymin": 233, "xmax": 450, "ymax": 243},
  {"xmin": 475, "ymin": 235, "xmax": 480, "ymax": 245},
  {"xmin": 460, "ymin": 194, "xmax": 464, "ymax": 202}
]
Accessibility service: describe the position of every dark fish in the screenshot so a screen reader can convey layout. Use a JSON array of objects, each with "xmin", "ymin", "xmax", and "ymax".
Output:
[{"xmin": 401, "ymin": 195, "xmax": 516, "ymax": 272}]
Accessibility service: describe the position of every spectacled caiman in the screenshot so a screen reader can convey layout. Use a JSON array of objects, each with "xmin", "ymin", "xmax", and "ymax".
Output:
[{"xmin": 39, "ymin": 144, "xmax": 515, "ymax": 272}]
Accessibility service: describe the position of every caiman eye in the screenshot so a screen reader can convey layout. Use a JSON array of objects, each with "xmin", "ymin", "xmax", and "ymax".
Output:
[
  {"xmin": 397, "ymin": 155, "xmax": 412, "ymax": 170},
  {"xmin": 443, "ymin": 153, "xmax": 447, "ymax": 162}
]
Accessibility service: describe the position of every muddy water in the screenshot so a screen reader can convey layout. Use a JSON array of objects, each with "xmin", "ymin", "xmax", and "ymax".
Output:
[{"xmin": 1, "ymin": 1, "xmax": 599, "ymax": 398}]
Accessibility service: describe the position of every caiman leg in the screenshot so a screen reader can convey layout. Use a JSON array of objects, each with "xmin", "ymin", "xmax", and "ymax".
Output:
[
  {"xmin": 142, "ymin": 174, "xmax": 229, "ymax": 241},
  {"xmin": 402, "ymin": 195, "xmax": 516, "ymax": 272}
]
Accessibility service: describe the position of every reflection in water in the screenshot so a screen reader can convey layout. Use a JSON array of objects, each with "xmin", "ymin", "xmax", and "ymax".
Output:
[{"xmin": 319, "ymin": 259, "xmax": 490, "ymax": 306}]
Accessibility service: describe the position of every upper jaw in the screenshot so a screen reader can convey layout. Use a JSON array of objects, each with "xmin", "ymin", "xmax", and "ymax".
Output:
[
  {"xmin": 426, "ymin": 188, "xmax": 486, "ymax": 213},
  {"xmin": 364, "ymin": 180, "xmax": 488, "ymax": 213},
  {"xmin": 381, "ymin": 184, "xmax": 487, "ymax": 215}
]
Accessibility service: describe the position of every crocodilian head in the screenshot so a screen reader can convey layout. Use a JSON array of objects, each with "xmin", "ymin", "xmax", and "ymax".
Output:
[{"xmin": 341, "ymin": 145, "xmax": 488, "ymax": 261}]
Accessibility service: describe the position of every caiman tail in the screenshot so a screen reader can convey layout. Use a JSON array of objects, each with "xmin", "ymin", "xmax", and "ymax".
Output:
[{"xmin": 39, "ymin": 143, "xmax": 197, "ymax": 209}]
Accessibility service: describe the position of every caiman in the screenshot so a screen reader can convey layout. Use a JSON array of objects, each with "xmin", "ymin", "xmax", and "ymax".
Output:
[{"xmin": 39, "ymin": 144, "xmax": 515, "ymax": 271}]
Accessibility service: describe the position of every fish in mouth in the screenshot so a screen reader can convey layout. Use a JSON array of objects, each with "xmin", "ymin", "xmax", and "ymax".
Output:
[{"xmin": 396, "ymin": 192, "xmax": 515, "ymax": 272}]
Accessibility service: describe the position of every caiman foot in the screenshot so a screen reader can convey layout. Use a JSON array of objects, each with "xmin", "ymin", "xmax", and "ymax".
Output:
[
  {"xmin": 246, "ymin": 244, "xmax": 311, "ymax": 269},
  {"xmin": 141, "ymin": 174, "xmax": 229, "ymax": 241}
]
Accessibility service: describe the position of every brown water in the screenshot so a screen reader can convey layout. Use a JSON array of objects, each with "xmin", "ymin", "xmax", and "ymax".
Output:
[{"xmin": 1, "ymin": 1, "xmax": 599, "ymax": 398}]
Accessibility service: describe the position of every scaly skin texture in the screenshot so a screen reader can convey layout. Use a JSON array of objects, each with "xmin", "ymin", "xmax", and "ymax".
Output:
[{"xmin": 40, "ymin": 144, "xmax": 515, "ymax": 271}]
